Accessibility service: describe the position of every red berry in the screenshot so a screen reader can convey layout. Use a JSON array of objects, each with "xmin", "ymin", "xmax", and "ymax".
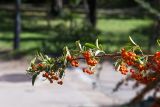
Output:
[
  {"xmin": 52, "ymin": 76, "xmax": 59, "ymax": 80},
  {"xmin": 57, "ymin": 81, "xmax": 63, "ymax": 85},
  {"xmin": 67, "ymin": 55, "xmax": 73, "ymax": 61}
]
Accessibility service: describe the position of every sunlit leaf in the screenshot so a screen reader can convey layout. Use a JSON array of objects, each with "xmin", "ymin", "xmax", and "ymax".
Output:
[
  {"xmin": 76, "ymin": 41, "xmax": 83, "ymax": 51},
  {"xmin": 96, "ymin": 39, "xmax": 100, "ymax": 49},
  {"xmin": 31, "ymin": 57, "xmax": 36, "ymax": 64},
  {"xmin": 95, "ymin": 50, "xmax": 105, "ymax": 56},
  {"xmin": 64, "ymin": 46, "xmax": 71, "ymax": 56},
  {"xmin": 157, "ymin": 39, "xmax": 160, "ymax": 47},
  {"xmin": 85, "ymin": 43, "xmax": 97, "ymax": 49},
  {"xmin": 36, "ymin": 51, "xmax": 45, "ymax": 60},
  {"xmin": 136, "ymin": 57, "xmax": 145, "ymax": 64},
  {"xmin": 114, "ymin": 59, "xmax": 122, "ymax": 71},
  {"xmin": 129, "ymin": 36, "xmax": 138, "ymax": 46},
  {"xmin": 99, "ymin": 44, "xmax": 104, "ymax": 51}
]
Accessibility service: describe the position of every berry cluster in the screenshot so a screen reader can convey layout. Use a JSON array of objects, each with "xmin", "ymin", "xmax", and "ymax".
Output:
[
  {"xmin": 83, "ymin": 51, "xmax": 98, "ymax": 66},
  {"xmin": 66, "ymin": 51, "xmax": 99, "ymax": 75},
  {"xmin": 32, "ymin": 63, "xmax": 64, "ymax": 85},
  {"xmin": 42, "ymin": 72, "xmax": 63, "ymax": 85},
  {"xmin": 121, "ymin": 48, "xmax": 137, "ymax": 66},
  {"xmin": 31, "ymin": 63, "xmax": 44, "ymax": 71},
  {"xmin": 117, "ymin": 48, "xmax": 158, "ymax": 84},
  {"xmin": 119, "ymin": 63, "xmax": 128, "ymax": 75},
  {"xmin": 67, "ymin": 56, "xmax": 79, "ymax": 67},
  {"xmin": 151, "ymin": 52, "xmax": 160, "ymax": 74}
]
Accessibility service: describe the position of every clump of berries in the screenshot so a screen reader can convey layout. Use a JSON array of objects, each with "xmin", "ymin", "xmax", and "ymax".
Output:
[
  {"xmin": 83, "ymin": 51, "xmax": 98, "ymax": 66},
  {"xmin": 42, "ymin": 72, "xmax": 63, "ymax": 85},
  {"xmin": 29, "ymin": 62, "xmax": 64, "ymax": 85},
  {"xmin": 151, "ymin": 52, "xmax": 160, "ymax": 74},
  {"xmin": 66, "ymin": 51, "xmax": 99, "ymax": 75},
  {"xmin": 67, "ymin": 56, "xmax": 79, "ymax": 67},
  {"xmin": 116, "ymin": 48, "xmax": 158, "ymax": 84}
]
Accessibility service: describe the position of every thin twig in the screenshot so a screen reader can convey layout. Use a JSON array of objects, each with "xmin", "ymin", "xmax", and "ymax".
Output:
[{"xmin": 75, "ymin": 53, "xmax": 154, "ymax": 60}]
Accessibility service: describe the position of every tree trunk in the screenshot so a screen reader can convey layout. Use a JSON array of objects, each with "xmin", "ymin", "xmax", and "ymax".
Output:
[
  {"xmin": 148, "ymin": 0, "xmax": 160, "ymax": 51},
  {"xmin": 149, "ymin": 19, "xmax": 160, "ymax": 51},
  {"xmin": 50, "ymin": 0, "xmax": 63, "ymax": 17},
  {"xmin": 86, "ymin": 0, "xmax": 97, "ymax": 28},
  {"xmin": 14, "ymin": 0, "xmax": 21, "ymax": 50}
]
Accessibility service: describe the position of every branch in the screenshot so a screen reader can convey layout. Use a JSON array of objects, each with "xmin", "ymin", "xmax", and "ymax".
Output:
[
  {"xmin": 76, "ymin": 53, "xmax": 153, "ymax": 60},
  {"xmin": 127, "ymin": 76, "xmax": 160, "ymax": 106},
  {"xmin": 134, "ymin": 0, "xmax": 160, "ymax": 18}
]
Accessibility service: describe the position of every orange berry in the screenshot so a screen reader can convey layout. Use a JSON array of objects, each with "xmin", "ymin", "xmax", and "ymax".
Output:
[
  {"xmin": 151, "ymin": 77, "xmax": 157, "ymax": 81},
  {"xmin": 85, "ymin": 69, "xmax": 93, "ymax": 75},
  {"xmin": 83, "ymin": 51, "xmax": 91, "ymax": 58},
  {"xmin": 52, "ymin": 76, "xmax": 59, "ymax": 80},
  {"xmin": 155, "ymin": 51, "xmax": 160, "ymax": 56},
  {"xmin": 38, "ymin": 63, "xmax": 44, "ymax": 67},
  {"xmin": 31, "ymin": 65, "xmax": 37, "ymax": 71},
  {"xmin": 82, "ymin": 68, "xmax": 93, "ymax": 75},
  {"xmin": 71, "ymin": 60, "xmax": 79, "ymax": 67},
  {"xmin": 82, "ymin": 68, "xmax": 87, "ymax": 73},
  {"xmin": 67, "ymin": 55, "xmax": 73, "ymax": 61},
  {"xmin": 43, "ymin": 73, "xmax": 49, "ymax": 78},
  {"xmin": 130, "ymin": 69, "xmax": 135, "ymax": 73},
  {"xmin": 71, "ymin": 61, "xmax": 76, "ymax": 66},
  {"xmin": 92, "ymin": 59, "xmax": 98, "ymax": 65},
  {"xmin": 45, "ymin": 73, "xmax": 49, "ymax": 77},
  {"xmin": 75, "ymin": 63, "xmax": 79, "ymax": 67},
  {"xmin": 87, "ymin": 59, "xmax": 93, "ymax": 65}
]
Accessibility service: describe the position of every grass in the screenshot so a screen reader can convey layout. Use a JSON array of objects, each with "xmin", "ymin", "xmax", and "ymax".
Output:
[
  {"xmin": 97, "ymin": 18, "xmax": 153, "ymax": 52},
  {"xmin": 97, "ymin": 19, "xmax": 152, "ymax": 33},
  {"xmin": 0, "ymin": 10, "xmax": 154, "ymax": 57}
]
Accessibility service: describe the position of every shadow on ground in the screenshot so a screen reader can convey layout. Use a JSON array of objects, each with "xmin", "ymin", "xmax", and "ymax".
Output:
[{"xmin": 0, "ymin": 73, "xmax": 31, "ymax": 83}]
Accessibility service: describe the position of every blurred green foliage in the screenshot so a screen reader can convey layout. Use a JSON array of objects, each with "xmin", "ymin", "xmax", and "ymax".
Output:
[{"xmin": 0, "ymin": 9, "xmax": 154, "ymax": 57}]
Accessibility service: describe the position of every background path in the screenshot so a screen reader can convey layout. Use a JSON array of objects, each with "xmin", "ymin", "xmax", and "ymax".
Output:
[{"xmin": 0, "ymin": 59, "xmax": 144, "ymax": 107}]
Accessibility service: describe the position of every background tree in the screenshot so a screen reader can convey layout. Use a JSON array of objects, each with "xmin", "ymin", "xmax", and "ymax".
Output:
[
  {"xmin": 134, "ymin": 0, "xmax": 160, "ymax": 51},
  {"xmin": 14, "ymin": 0, "xmax": 21, "ymax": 50},
  {"xmin": 86, "ymin": 0, "xmax": 97, "ymax": 28},
  {"xmin": 50, "ymin": 0, "xmax": 63, "ymax": 17}
]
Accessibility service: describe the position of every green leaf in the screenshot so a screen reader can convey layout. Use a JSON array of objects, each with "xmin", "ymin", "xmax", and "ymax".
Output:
[
  {"xmin": 64, "ymin": 46, "xmax": 70, "ymax": 55},
  {"xmin": 129, "ymin": 36, "xmax": 138, "ymax": 46},
  {"xmin": 85, "ymin": 43, "xmax": 97, "ymax": 49},
  {"xmin": 157, "ymin": 39, "xmax": 160, "ymax": 46},
  {"xmin": 31, "ymin": 57, "xmax": 36, "ymax": 64},
  {"xmin": 26, "ymin": 68, "xmax": 33, "ymax": 73},
  {"xmin": 114, "ymin": 59, "xmax": 122, "ymax": 71},
  {"xmin": 95, "ymin": 50, "xmax": 105, "ymax": 56},
  {"xmin": 99, "ymin": 44, "xmax": 104, "ymax": 50},
  {"xmin": 76, "ymin": 41, "xmax": 83, "ymax": 51},
  {"xmin": 32, "ymin": 72, "xmax": 39, "ymax": 86},
  {"xmin": 96, "ymin": 39, "xmax": 100, "ymax": 49},
  {"xmin": 137, "ymin": 58, "xmax": 144, "ymax": 64},
  {"xmin": 36, "ymin": 51, "xmax": 45, "ymax": 60}
]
